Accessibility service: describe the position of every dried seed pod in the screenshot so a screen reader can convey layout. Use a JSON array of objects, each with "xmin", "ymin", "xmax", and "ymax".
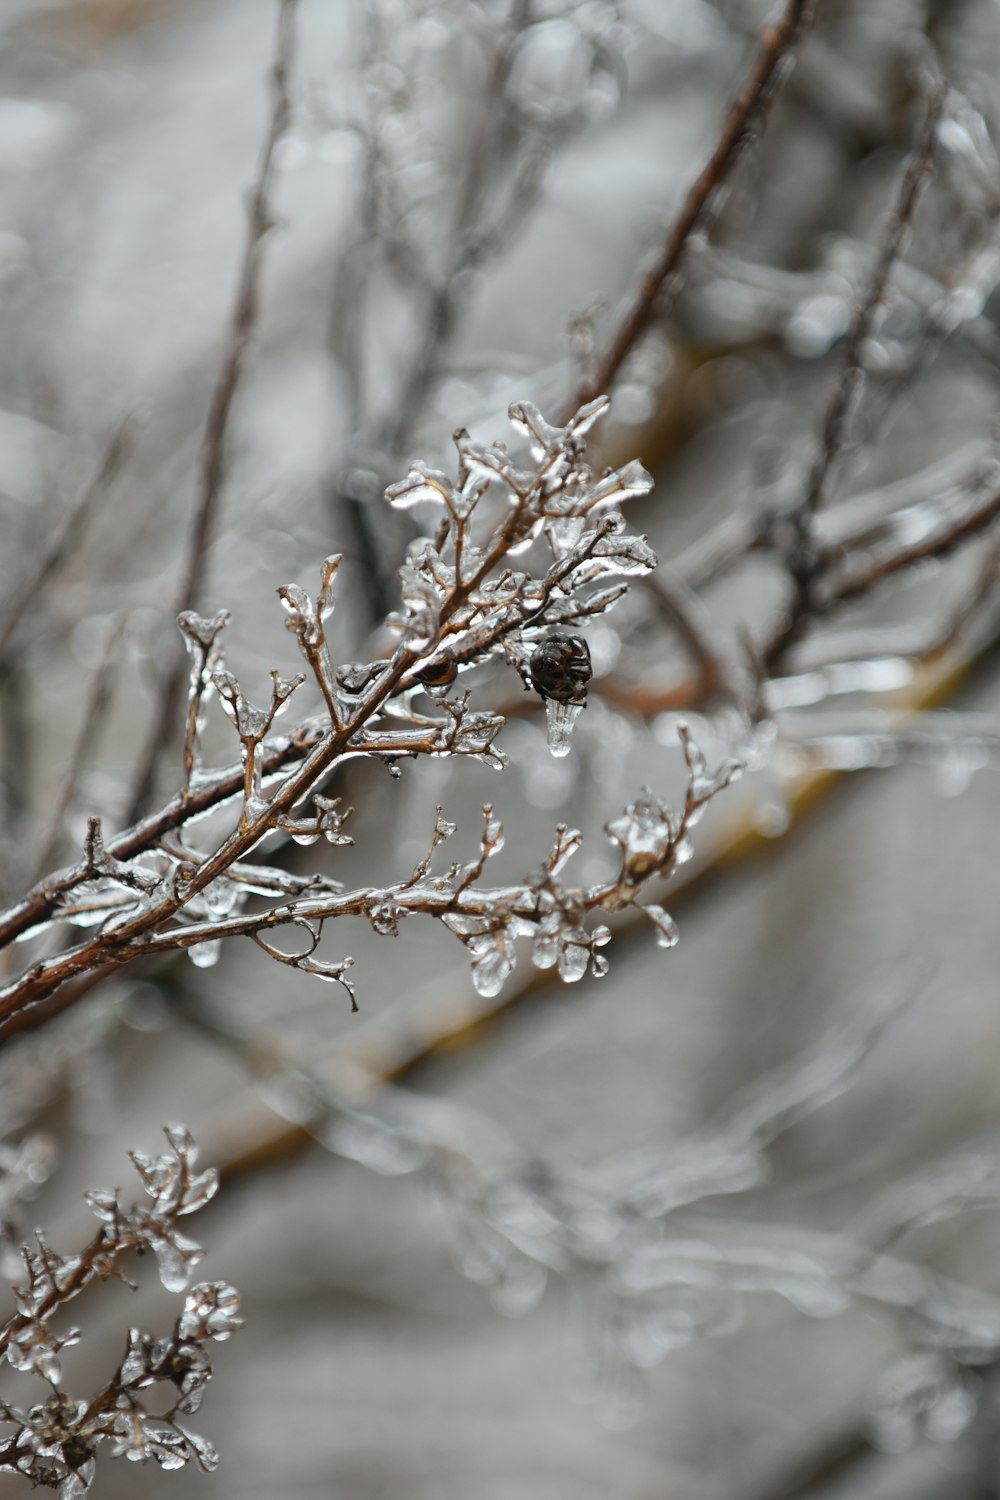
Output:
[{"xmin": 529, "ymin": 632, "xmax": 592, "ymax": 706}]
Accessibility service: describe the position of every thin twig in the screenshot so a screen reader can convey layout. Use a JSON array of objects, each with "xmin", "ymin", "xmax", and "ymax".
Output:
[
  {"xmin": 571, "ymin": 0, "xmax": 817, "ymax": 416},
  {"xmin": 816, "ymin": 484, "xmax": 1000, "ymax": 611},
  {"xmin": 764, "ymin": 82, "xmax": 945, "ymax": 669},
  {"xmin": 0, "ymin": 417, "xmax": 138, "ymax": 674},
  {"xmin": 803, "ymin": 89, "xmax": 944, "ymax": 525},
  {"xmin": 127, "ymin": 0, "xmax": 297, "ymax": 823},
  {"xmin": 642, "ymin": 566, "xmax": 739, "ymax": 701},
  {"xmin": 379, "ymin": 6, "xmax": 537, "ymax": 462},
  {"xmin": 0, "ymin": 423, "xmax": 660, "ymax": 1020},
  {"xmin": 30, "ymin": 615, "xmax": 128, "ymax": 883},
  {"xmin": 327, "ymin": 2, "xmax": 541, "ymax": 627}
]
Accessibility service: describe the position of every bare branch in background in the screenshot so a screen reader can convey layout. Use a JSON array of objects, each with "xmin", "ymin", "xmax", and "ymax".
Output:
[
  {"xmin": 0, "ymin": 418, "xmax": 138, "ymax": 676},
  {"xmin": 127, "ymin": 0, "xmax": 299, "ymax": 823},
  {"xmin": 29, "ymin": 614, "xmax": 128, "ymax": 884},
  {"xmin": 765, "ymin": 80, "xmax": 945, "ymax": 669},
  {"xmin": 573, "ymin": 0, "xmax": 818, "ymax": 415}
]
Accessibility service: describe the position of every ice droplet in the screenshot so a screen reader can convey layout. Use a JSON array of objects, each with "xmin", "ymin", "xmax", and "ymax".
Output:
[
  {"xmin": 490, "ymin": 1258, "xmax": 547, "ymax": 1318},
  {"xmin": 754, "ymin": 795, "xmax": 790, "ymax": 839},
  {"xmin": 188, "ymin": 940, "xmax": 222, "ymax": 970},
  {"xmin": 471, "ymin": 947, "xmax": 513, "ymax": 998},
  {"xmin": 152, "ymin": 1237, "xmax": 197, "ymax": 1293},
  {"xmin": 672, "ymin": 835, "xmax": 694, "ymax": 867},
  {"xmin": 557, "ymin": 939, "xmax": 590, "ymax": 982},
  {"xmin": 545, "ymin": 698, "xmax": 583, "ymax": 757},
  {"xmin": 644, "ymin": 904, "xmax": 679, "ymax": 949}
]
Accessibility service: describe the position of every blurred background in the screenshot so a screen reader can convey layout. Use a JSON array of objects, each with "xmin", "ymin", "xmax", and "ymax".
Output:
[{"xmin": 3, "ymin": 1, "xmax": 1000, "ymax": 1496}]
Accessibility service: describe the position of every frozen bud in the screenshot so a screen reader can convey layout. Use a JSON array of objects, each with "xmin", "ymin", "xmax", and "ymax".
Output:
[
  {"xmin": 606, "ymin": 795, "xmax": 676, "ymax": 881},
  {"xmin": 529, "ymin": 633, "xmax": 592, "ymax": 705},
  {"xmin": 471, "ymin": 945, "xmax": 514, "ymax": 998},
  {"xmin": 177, "ymin": 609, "xmax": 230, "ymax": 650},
  {"xmin": 277, "ymin": 583, "xmax": 316, "ymax": 637},
  {"xmin": 336, "ymin": 660, "xmax": 389, "ymax": 698},
  {"xmin": 643, "ymin": 904, "xmax": 679, "ymax": 949},
  {"xmin": 386, "ymin": 461, "xmax": 455, "ymax": 511},
  {"xmin": 178, "ymin": 1282, "xmax": 244, "ymax": 1342}
]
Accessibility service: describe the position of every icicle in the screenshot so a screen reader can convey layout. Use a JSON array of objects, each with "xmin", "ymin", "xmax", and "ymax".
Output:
[
  {"xmin": 545, "ymin": 697, "xmax": 583, "ymax": 757},
  {"xmin": 188, "ymin": 940, "xmax": 222, "ymax": 970}
]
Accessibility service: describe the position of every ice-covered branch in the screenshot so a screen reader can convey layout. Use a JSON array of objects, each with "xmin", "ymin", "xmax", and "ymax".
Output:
[{"xmin": 0, "ymin": 398, "xmax": 677, "ymax": 1027}]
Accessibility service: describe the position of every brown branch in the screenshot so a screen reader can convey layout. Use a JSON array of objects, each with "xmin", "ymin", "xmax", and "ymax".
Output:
[
  {"xmin": 764, "ymin": 82, "xmax": 945, "ymax": 669},
  {"xmin": 2, "ymin": 440, "xmax": 995, "ymax": 979},
  {"xmin": 642, "ymin": 566, "xmax": 739, "ymax": 701},
  {"xmin": 126, "ymin": 0, "xmax": 298, "ymax": 824},
  {"xmin": 0, "ymin": 729, "xmax": 318, "ymax": 955},
  {"xmin": 571, "ymin": 0, "xmax": 818, "ymax": 416},
  {"xmin": 802, "ymin": 94, "xmax": 943, "ymax": 525},
  {"xmin": 815, "ymin": 484, "xmax": 1000, "ymax": 613},
  {"xmin": 0, "ymin": 476, "xmax": 584, "ymax": 959},
  {"xmin": 0, "ymin": 435, "xmax": 641, "ymax": 1022}
]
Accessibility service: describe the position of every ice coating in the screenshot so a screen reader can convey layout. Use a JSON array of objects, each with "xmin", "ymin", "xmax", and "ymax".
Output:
[{"xmin": 544, "ymin": 697, "xmax": 583, "ymax": 757}]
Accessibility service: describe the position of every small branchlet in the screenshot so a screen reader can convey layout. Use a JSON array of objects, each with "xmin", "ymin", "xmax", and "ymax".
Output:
[{"xmin": 177, "ymin": 609, "xmax": 230, "ymax": 794}]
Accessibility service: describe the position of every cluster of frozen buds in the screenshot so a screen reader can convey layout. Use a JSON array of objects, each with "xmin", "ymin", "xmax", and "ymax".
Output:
[
  {"xmin": 383, "ymin": 396, "xmax": 656, "ymax": 753},
  {"xmin": 0, "ymin": 1127, "xmax": 242, "ymax": 1494}
]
